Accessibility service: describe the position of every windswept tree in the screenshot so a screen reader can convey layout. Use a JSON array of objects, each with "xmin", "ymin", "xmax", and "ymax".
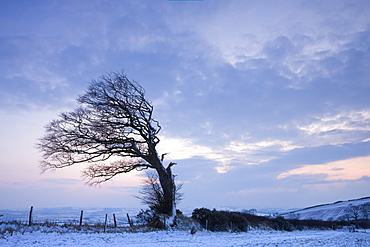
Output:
[{"xmin": 37, "ymin": 72, "xmax": 178, "ymax": 225}]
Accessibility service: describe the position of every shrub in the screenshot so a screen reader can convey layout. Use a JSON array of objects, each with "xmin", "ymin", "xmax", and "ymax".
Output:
[
  {"xmin": 192, "ymin": 208, "xmax": 249, "ymax": 232},
  {"xmin": 136, "ymin": 209, "xmax": 165, "ymax": 229},
  {"xmin": 228, "ymin": 212, "xmax": 249, "ymax": 232},
  {"xmin": 273, "ymin": 216, "xmax": 295, "ymax": 231}
]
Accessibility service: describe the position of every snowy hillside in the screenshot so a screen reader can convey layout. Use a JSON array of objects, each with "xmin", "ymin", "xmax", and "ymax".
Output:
[{"xmin": 282, "ymin": 197, "xmax": 370, "ymax": 221}]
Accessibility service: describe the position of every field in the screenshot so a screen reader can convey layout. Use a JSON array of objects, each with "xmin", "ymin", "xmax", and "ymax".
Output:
[
  {"xmin": 1, "ymin": 227, "xmax": 369, "ymax": 247},
  {"xmin": 1, "ymin": 207, "xmax": 370, "ymax": 246}
]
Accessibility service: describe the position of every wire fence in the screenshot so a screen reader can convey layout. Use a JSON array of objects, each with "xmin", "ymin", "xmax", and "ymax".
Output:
[{"xmin": 0, "ymin": 206, "xmax": 136, "ymax": 228}]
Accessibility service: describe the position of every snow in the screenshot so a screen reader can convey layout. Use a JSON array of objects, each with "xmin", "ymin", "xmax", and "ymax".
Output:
[
  {"xmin": 282, "ymin": 197, "xmax": 370, "ymax": 221},
  {"xmin": 2, "ymin": 202, "xmax": 370, "ymax": 246},
  {"xmin": 1, "ymin": 229, "xmax": 369, "ymax": 246}
]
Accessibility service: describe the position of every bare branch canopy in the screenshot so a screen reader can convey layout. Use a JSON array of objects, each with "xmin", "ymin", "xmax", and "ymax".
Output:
[{"xmin": 37, "ymin": 72, "xmax": 178, "ymax": 222}]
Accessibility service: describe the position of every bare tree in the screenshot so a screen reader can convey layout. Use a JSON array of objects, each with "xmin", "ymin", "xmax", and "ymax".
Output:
[
  {"xmin": 37, "ymin": 72, "xmax": 178, "ymax": 225},
  {"xmin": 360, "ymin": 203, "xmax": 370, "ymax": 220},
  {"xmin": 345, "ymin": 204, "xmax": 362, "ymax": 221}
]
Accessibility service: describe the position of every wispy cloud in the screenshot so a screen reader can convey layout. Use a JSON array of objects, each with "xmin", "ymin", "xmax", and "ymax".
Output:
[
  {"xmin": 191, "ymin": 1, "xmax": 370, "ymax": 89},
  {"xmin": 227, "ymin": 140, "xmax": 300, "ymax": 153},
  {"xmin": 278, "ymin": 156, "xmax": 370, "ymax": 181},
  {"xmin": 296, "ymin": 109, "xmax": 370, "ymax": 146},
  {"xmin": 158, "ymin": 136, "xmax": 301, "ymax": 173},
  {"xmin": 298, "ymin": 110, "xmax": 370, "ymax": 134},
  {"xmin": 229, "ymin": 187, "xmax": 297, "ymax": 195},
  {"xmin": 157, "ymin": 136, "xmax": 225, "ymax": 163}
]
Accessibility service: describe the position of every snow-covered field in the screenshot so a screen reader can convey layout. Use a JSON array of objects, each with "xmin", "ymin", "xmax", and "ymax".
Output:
[{"xmin": 1, "ymin": 229, "xmax": 369, "ymax": 246}]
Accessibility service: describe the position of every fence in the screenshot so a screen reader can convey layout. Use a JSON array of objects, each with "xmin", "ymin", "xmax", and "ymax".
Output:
[{"xmin": 0, "ymin": 206, "xmax": 136, "ymax": 229}]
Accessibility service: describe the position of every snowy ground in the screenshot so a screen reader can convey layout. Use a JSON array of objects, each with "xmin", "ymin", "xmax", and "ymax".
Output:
[{"xmin": 1, "ymin": 229, "xmax": 369, "ymax": 247}]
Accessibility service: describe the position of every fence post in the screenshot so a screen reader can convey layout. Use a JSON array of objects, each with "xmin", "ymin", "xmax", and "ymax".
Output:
[
  {"xmin": 113, "ymin": 213, "xmax": 117, "ymax": 228},
  {"xmin": 104, "ymin": 214, "xmax": 108, "ymax": 232},
  {"xmin": 79, "ymin": 210, "xmax": 84, "ymax": 226},
  {"xmin": 28, "ymin": 206, "xmax": 33, "ymax": 226},
  {"xmin": 205, "ymin": 219, "xmax": 208, "ymax": 231},
  {"xmin": 127, "ymin": 213, "xmax": 133, "ymax": 227}
]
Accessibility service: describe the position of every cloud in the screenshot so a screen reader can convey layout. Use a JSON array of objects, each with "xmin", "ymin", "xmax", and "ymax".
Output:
[
  {"xmin": 227, "ymin": 140, "xmax": 300, "ymax": 153},
  {"xmin": 234, "ymin": 29, "xmax": 370, "ymax": 89},
  {"xmin": 277, "ymin": 156, "xmax": 370, "ymax": 181},
  {"xmin": 157, "ymin": 136, "xmax": 301, "ymax": 173},
  {"xmin": 190, "ymin": 1, "xmax": 370, "ymax": 90},
  {"xmin": 0, "ymin": 35, "xmax": 87, "ymax": 110},
  {"xmin": 229, "ymin": 187, "xmax": 298, "ymax": 195},
  {"xmin": 296, "ymin": 109, "xmax": 370, "ymax": 146},
  {"xmin": 298, "ymin": 110, "xmax": 370, "ymax": 134},
  {"xmin": 157, "ymin": 136, "xmax": 227, "ymax": 163}
]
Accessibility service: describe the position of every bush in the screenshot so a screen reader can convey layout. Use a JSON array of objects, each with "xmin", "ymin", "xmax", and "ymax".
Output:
[
  {"xmin": 227, "ymin": 212, "xmax": 249, "ymax": 232},
  {"xmin": 192, "ymin": 208, "xmax": 249, "ymax": 232},
  {"xmin": 273, "ymin": 216, "xmax": 295, "ymax": 231},
  {"xmin": 354, "ymin": 220, "xmax": 370, "ymax": 229},
  {"xmin": 136, "ymin": 209, "xmax": 165, "ymax": 229},
  {"xmin": 191, "ymin": 208, "xmax": 357, "ymax": 232},
  {"xmin": 136, "ymin": 209, "xmax": 190, "ymax": 229},
  {"xmin": 209, "ymin": 210, "xmax": 230, "ymax": 231}
]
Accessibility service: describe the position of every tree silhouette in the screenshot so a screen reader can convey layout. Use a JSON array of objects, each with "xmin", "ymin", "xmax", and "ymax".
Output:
[{"xmin": 37, "ymin": 71, "xmax": 178, "ymax": 225}]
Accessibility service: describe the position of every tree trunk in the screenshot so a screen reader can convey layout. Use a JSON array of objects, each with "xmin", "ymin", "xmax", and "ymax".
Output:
[
  {"xmin": 158, "ymin": 168, "xmax": 176, "ymax": 211},
  {"xmin": 146, "ymin": 149, "xmax": 177, "ymax": 226},
  {"xmin": 162, "ymin": 175, "xmax": 176, "ymax": 227},
  {"xmin": 154, "ymin": 162, "xmax": 176, "ymax": 226}
]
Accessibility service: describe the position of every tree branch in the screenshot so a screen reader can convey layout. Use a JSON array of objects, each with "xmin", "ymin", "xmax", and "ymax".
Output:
[
  {"xmin": 37, "ymin": 72, "xmax": 162, "ymax": 174},
  {"xmin": 82, "ymin": 159, "xmax": 154, "ymax": 186}
]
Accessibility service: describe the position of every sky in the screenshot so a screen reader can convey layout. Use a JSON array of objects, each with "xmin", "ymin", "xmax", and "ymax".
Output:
[{"xmin": 1, "ymin": 0, "xmax": 370, "ymax": 212}]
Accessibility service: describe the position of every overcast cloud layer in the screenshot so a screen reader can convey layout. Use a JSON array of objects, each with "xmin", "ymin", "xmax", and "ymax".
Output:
[{"xmin": 1, "ymin": 0, "xmax": 369, "ymax": 211}]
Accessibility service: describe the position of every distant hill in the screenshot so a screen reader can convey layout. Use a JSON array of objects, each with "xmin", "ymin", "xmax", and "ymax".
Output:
[{"xmin": 281, "ymin": 197, "xmax": 370, "ymax": 221}]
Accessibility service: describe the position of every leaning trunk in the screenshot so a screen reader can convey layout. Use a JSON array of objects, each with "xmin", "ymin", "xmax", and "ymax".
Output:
[
  {"xmin": 146, "ymin": 147, "xmax": 177, "ymax": 227},
  {"xmin": 156, "ymin": 166, "xmax": 176, "ymax": 227}
]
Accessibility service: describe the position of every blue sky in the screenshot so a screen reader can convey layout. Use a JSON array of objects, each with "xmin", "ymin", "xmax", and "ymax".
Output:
[{"xmin": 1, "ymin": 0, "xmax": 370, "ymax": 211}]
